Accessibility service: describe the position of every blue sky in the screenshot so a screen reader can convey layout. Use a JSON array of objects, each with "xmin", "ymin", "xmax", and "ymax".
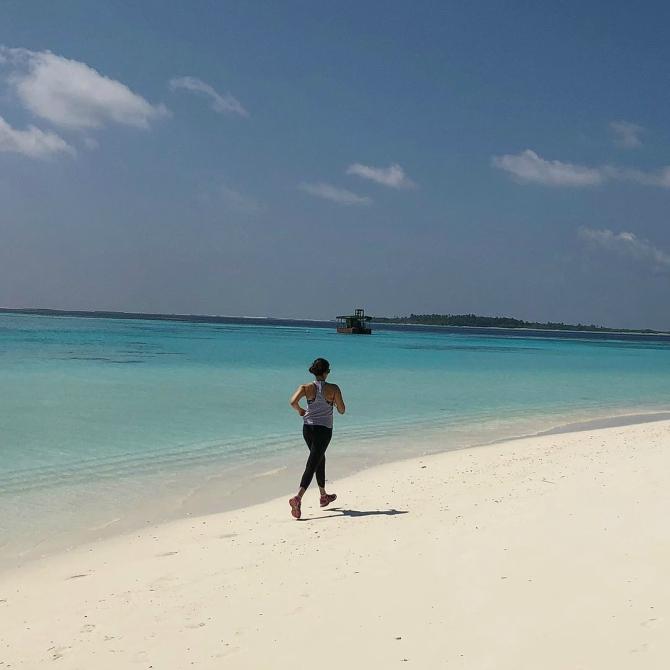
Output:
[{"xmin": 1, "ymin": 1, "xmax": 670, "ymax": 328}]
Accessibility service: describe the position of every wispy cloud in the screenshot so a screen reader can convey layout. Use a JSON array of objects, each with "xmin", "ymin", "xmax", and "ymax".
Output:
[
  {"xmin": 602, "ymin": 165, "xmax": 670, "ymax": 188},
  {"xmin": 579, "ymin": 227, "xmax": 670, "ymax": 271},
  {"xmin": 1, "ymin": 47, "xmax": 169, "ymax": 130},
  {"xmin": 299, "ymin": 182, "xmax": 372, "ymax": 206},
  {"xmin": 83, "ymin": 136, "xmax": 99, "ymax": 150},
  {"xmin": 0, "ymin": 114, "xmax": 73, "ymax": 158},
  {"xmin": 610, "ymin": 121, "xmax": 644, "ymax": 149},
  {"xmin": 493, "ymin": 148, "xmax": 670, "ymax": 190},
  {"xmin": 346, "ymin": 162, "xmax": 415, "ymax": 189},
  {"xmin": 491, "ymin": 149, "xmax": 604, "ymax": 186},
  {"xmin": 169, "ymin": 76, "xmax": 248, "ymax": 117}
]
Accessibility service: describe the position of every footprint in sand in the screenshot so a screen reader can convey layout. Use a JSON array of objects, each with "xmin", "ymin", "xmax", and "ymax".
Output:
[
  {"xmin": 213, "ymin": 645, "xmax": 240, "ymax": 658},
  {"xmin": 641, "ymin": 618, "xmax": 658, "ymax": 628},
  {"xmin": 148, "ymin": 574, "xmax": 179, "ymax": 591},
  {"xmin": 48, "ymin": 645, "xmax": 70, "ymax": 661},
  {"xmin": 80, "ymin": 623, "xmax": 96, "ymax": 633}
]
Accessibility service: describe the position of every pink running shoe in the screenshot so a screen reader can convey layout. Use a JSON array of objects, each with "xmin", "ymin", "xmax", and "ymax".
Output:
[
  {"xmin": 289, "ymin": 496, "xmax": 301, "ymax": 519},
  {"xmin": 320, "ymin": 493, "xmax": 337, "ymax": 508}
]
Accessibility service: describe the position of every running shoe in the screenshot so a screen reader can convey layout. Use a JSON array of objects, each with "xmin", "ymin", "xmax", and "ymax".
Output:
[
  {"xmin": 289, "ymin": 496, "xmax": 301, "ymax": 519},
  {"xmin": 320, "ymin": 493, "xmax": 337, "ymax": 508}
]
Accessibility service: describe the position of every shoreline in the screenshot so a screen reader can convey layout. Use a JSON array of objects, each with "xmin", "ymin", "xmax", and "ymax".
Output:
[
  {"xmin": 3, "ymin": 405, "xmax": 670, "ymax": 573},
  {"xmin": 2, "ymin": 419, "xmax": 669, "ymax": 668}
]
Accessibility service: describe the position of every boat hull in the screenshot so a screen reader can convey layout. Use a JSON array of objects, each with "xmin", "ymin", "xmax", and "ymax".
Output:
[{"xmin": 336, "ymin": 327, "xmax": 372, "ymax": 335}]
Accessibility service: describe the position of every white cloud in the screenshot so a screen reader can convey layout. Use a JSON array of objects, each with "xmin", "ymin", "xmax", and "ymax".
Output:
[
  {"xmin": 299, "ymin": 182, "xmax": 372, "ymax": 206},
  {"xmin": 492, "ymin": 149, "xmax": 670, "ymax": 190},
  {"xmin": 346, "ymin": 162, "xmax": 415, "ymax": 189},
  {"xmin": 1, "ymin": 47, "xmax": 169, "ymax": 130},
  {"xmin": 169, "ymin": 76, "xmax": 247, "ymax": 117},
  {"xmin": 610, "ymin": 121, "xmax": 644, "ymax": 149},
  {"xmin": 0, "ymin": 114, "xmax": 73, "ymax": 158},
  {"xmin": 579, "ymin": 227, "xmax": 670, "ymax": 271},
  {"xmin": 491, "ymin": 149, "xmax": 604, "ymax": 186}
]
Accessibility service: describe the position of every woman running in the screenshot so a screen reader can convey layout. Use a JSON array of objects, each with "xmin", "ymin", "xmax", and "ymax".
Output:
[{"xmin": 288, "ymin": 357, "xmax": 346, "ymax": 519}]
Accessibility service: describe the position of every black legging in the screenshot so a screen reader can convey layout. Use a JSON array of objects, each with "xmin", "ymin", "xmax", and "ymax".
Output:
[{"xmin": 300, "ymin": 424, "xmax": 333, "ymax": 489}]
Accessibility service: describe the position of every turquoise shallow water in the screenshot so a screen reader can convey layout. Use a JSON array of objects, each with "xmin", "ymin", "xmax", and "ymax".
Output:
[{"xmin": 2, "ymin": 312, "xmax": 670, "ymax": 562}]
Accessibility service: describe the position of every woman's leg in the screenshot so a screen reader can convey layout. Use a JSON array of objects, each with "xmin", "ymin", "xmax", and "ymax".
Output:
[
  {"xmin": 315, "ymin": 453, "xmax": 326, "ymax": 493},
  {"xmin": 313, "ymin": 426, "xmax": 332, "ymax": 495},
  {"xmin": 297, "ymin": 425, "xmax": 331, "ymax": 495}
]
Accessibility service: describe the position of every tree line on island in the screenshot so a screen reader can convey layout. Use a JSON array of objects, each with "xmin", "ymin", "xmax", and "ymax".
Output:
[{"xmin": 373, "ymin": 313, "xmax": 664, "ymax": 334}]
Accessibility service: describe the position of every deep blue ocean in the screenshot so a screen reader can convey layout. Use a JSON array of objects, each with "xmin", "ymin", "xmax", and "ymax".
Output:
[{"xmin": 2, "ymin": 312, "xmax": 670, "ymax": 562}]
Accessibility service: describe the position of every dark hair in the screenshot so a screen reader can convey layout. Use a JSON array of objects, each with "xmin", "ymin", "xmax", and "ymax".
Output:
[{"xmin": 309, "ymin": 357, "xmax": 330, "ymax": 376}]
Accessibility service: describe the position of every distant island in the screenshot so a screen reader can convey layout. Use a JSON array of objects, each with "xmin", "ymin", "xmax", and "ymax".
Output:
[
  {"xmin": 0, "ymin": 307, "xmax": 667, "ymax": 335},
  {"xmin": 373, "ymin": 313, "xmax": 666, "ymax": 334}
]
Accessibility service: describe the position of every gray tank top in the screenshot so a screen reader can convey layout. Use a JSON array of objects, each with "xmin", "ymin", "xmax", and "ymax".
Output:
[{"xmin": 303, "ymin": 380, "xmax": 334, "ymax": 428}]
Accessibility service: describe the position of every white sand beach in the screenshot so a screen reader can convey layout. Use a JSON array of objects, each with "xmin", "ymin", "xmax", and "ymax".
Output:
[{"xmin": 1, "ymin": 420, "xmax": 669, "ymax": 669}]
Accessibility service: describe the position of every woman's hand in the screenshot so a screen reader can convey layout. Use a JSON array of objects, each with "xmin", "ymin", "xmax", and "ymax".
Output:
[{"xmin": 297, "ymin": 407, "xmax": 306, "ymax": 417}]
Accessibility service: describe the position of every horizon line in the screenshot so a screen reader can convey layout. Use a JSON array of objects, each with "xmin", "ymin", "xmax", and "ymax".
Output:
[{"xmin": 1, "ymin": 306, "xmax": 668, "ymax": 336}]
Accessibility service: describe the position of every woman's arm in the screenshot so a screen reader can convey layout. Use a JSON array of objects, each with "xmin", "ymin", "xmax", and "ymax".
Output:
[
  {"xmin": 334, "ymin": 386, "xmax": 346, "ymax": 415},
  {"xmin": 289, "ymin": 385, "xmax": 306, "ymax": 416}
]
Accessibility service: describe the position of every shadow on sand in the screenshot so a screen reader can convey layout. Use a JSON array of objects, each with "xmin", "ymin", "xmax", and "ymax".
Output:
[{"xmin": 301, "ymin": 507, "xmax": 408, "ymax": 521}]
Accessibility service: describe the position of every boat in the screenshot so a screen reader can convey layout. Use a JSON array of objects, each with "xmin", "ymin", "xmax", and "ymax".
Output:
[{"xmin": 336, "ymin": 308, "xmax": 372, "ymax": 335}]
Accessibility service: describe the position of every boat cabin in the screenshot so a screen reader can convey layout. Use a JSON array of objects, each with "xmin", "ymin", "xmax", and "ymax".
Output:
[{"xmin": 336, "ymin": 308, "xmax": 372, "ymax": 335}]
